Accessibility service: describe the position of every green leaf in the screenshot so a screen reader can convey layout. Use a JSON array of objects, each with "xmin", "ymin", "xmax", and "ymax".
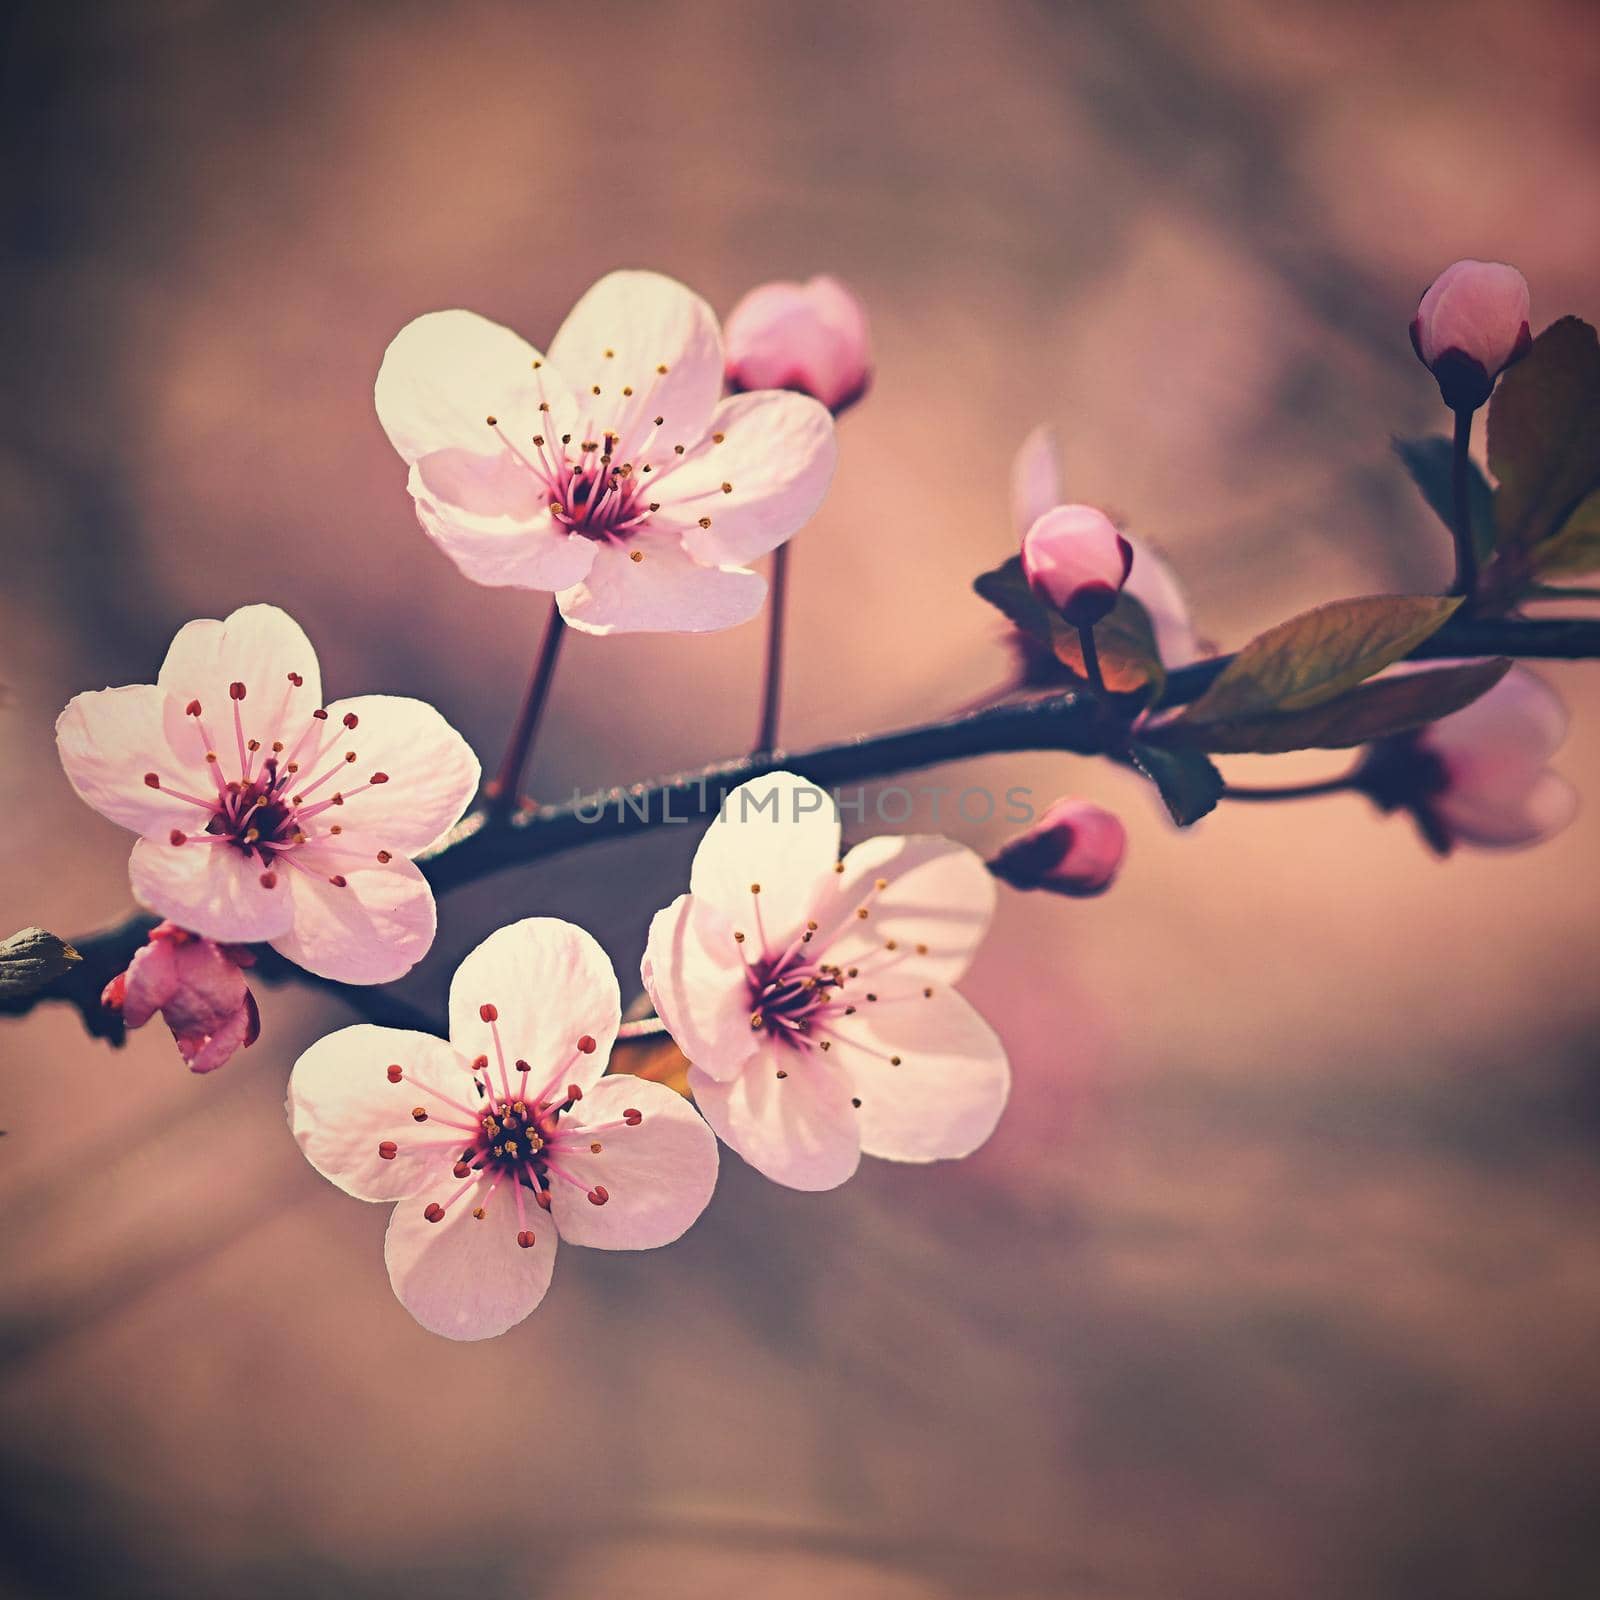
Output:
[
  {"xmin": 1129, "ymin": 742, "xmax": 1223, "ymax": 826},
  {"xmin": 1488, "ymin": 316, "xmax": 1600, "ymax": 560},
  {"xmin": 1158, "ymin": 658, "xmax": 1511, "ymax": 754},
  {"xmin": 1177, "ymin": 595, "xmax": 1461, "ymax": 726},
  {"xmin": 1393, "ymin": 435, "xmax": 1495, "ymax": 560},
  {"xmin": 0, "ymin": 927, "xmax": 81, "ymax": 1002},
  {"xmin": 973, "ymin": 556, "xmax": 1165, "ymax": 697},
  {"xmin": 1528, "ymin": 486, "xmax": 1600, "ymax": 578}
]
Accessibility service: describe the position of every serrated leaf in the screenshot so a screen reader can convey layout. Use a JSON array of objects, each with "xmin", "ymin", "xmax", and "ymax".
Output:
[
  {"xmin": 1393, "ymin": 435, "xmax": 1495, "ymax": 560},
  {"xmin": 0, "ymin": 928, "xmax": 81, "ymax": 1002},
  {"xmin": 974, "ymin": 556, "xmax": 1165, "ymax": 696},
  {"xmin": 1178, "ymin": 595, "xmax": 1461, "ymax": 725},
  {"xmin": 1529, "ymin": 486, "xmax": 1600, "ymax": 578},
  {"xmin": 1488, "ymin": 316, "xmax": 1600, "ymax": 559},
  {"xmin": 1158, "ymin": 658, "xmax": 1511, "ymax": 754},
  {"xmin": 1129, "ymin": 742, "xmax": 1223, "ymax": 826}
]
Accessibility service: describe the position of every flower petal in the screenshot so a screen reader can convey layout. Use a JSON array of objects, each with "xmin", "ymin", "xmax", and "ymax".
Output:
[
  {"xmin": 119, "ymin": 937, "xmax": 182, "ymax": 1027},
  {"xmin": 447, "ymin": 918, "xmax": 621, "ymax": 1099},
  {"xmin": 408, "ymin": 457, "xmax": 599, "ymax": 592},
  {"xmin": 385, "ymin": 1182, "xmax": 558, "ymax": 1340},
  {"xmin": 546, "ymin": 1076, "xmax": 718, "ymax": 1250},
  {"xmin": 57, "ymin": 684, "xmax": 194, "ymax": 836},
  {"xmin": 1010, "ymin": 424, "xmax": 1064, "ymax": 538},
  {"xmin": 156, "ymin": 604, "xmax": 322, "ymax": 745},
  {"xmin": 129, "ymin": 834, "xmax": 295, "ymax": 943},
  {"xmin": 1436, "ymin": 768, "xmax": 1579, "ymax": 848},
  {"xmin": 375, "ymin": 308, "xmax": 549, "ymax": 464},
  {"xmin": 828, "ymin": 985, "xmax": 1009, "ymax": 1163},
  {"xmin": 825, "ymin": 835, "xmax": 996, "ymax": 985},
  {"xmin": 657, "ymin": 391, "xmax": 837, "ymax": 568},
  {"xmin": 689, "ymin": 1046, "xmax": 860, "ymax": 1191},
  {"xmin": 288, "ymin": 1023, "xmax": 477, "ymax": 1201},
  {"xmin": 317, "ymin": 694, "xmax": 479, "ymax": 855},
  {"xmin": 1123, "ymin": 538, "xmax": 1200, "ymax": 667},
  {"xmin": 548, "ymin": 270, "xmax": 723, "ymax": 458},
  {"xmin": 556, "ymin": 533, "xmax": 766, "ymax": 636},
  {"xmin": 689, "ymin": 772, "xmax": 842, "ymax": 945},
  {"xmin": 641, "ymin": 893, "xmax": 758, "ymax": 1083},
  {"xmin": 271, "ymin": 854, "xmax": 436, "ymax": 983},
  {"xmin": 1425, "ymin": 664, "xmax": 1569, "ymax": 767}
]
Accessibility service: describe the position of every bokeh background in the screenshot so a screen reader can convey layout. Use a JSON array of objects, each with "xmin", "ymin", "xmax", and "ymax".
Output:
[{"xmin": 3, "ymin": 1, "xmax": 1599, "ymax": 1596}]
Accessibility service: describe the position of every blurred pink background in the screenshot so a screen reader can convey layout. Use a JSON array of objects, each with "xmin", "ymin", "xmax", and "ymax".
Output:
[{"xmin": 3, "ymin": 2, "xmax": 1599, "ymax": 1596}]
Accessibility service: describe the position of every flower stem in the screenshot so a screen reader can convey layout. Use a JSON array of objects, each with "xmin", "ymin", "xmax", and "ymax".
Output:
[
  {"xmin": 1077, "ymin": 623, "xmax": 1107, "ymax": 699},
  {"xmin": 1222, "ymin": 774, "xmax": 1355, "ymax": 803},
  {"xmin": 1450, "ymin": 405, "xmax": 1479, "ymax": 604},
  {"xmin": 485, "ymin": 599, "xmax": 567, "ymax": 821},
  {"xmin": 753, "ymin": 543, "xmax": 791, "ymax": 755}
]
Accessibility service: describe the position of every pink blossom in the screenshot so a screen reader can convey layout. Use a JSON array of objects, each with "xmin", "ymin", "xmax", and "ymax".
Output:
[
  {"xmin": 1410, "ymin": 259, "xmax": 1532, "ymax": 412},
  {"xmin": 1359, "ymin": 665, "xmax": 1577, "ymax": 852},
  {"xmin": 57, "ymin": 604, "xmax": 478, "ymax": 984},
  {"xmin": 1011, "ymin": 426, "xmax": 1200, "ymax": 664},
  {"xmin": 723, "ymin": 275, "xmax": 872, "ymax": 414},
  {"xmin": 288, "ymin": 918, "xmax": 718, "ymax": 1340},
  {"xmin": 375, "ymin": 270, "xmax": 838, "ymax": 635},
  {"xmin": 642, "ymin": 773, "xmax": 1009, "ymax": 1191},
  {"xmin": 989, "ymin": 799, "xmax": 1127, "ymax": 897},
  {"xmin": 102, "ymin": 922, "xmax": 260, "ymax": 1073},
  {"xmin": 1020, "ymin": 505, "xmax": 1133, "ymax": 628}
]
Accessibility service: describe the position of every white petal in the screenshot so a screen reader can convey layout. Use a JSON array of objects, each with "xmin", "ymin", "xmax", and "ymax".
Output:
[
  {"xmin": 129, "ymin": 834, "xmax": 295, "ymax": 943},
  {"xmin": 656, "ymin": 391, "xmax": 837, "ymax": 567},
  {"xmin": 545, "ymin": 1076, "xmax": 718, "ymax": 1250},
  {"xmin": 385, "ymin": 1181, "xmax": 558, "ymax": 1340},
  {"xmin": 689, "ymin": 772, "xmax": 841, "ymax": 946},
  {"xmin": 829, "ymin": 986, "xmax": 1010, "ymax": 1163},
  {"xmin": 1425, "ymin": 665, "xmax": 1569, "ymax": 767},
  {"xmin": 447, "ymin": 918, "xmax": 621, "ymax": 1100},
  {"xmin": 641, "ymin": 893, "xmax": 759, "ymax": 1083},
  {"xmin": 1011, "ymin": 424, "xmax": 1064, "ymax": 538},
  {"xmin": 317, "ymin": 694, "xmax": 479, "ymax": 855},
  {"xmin": 156, "ymin": 604, "xmax": 322, "ymax": 746},
  {"xmin": 556, "ymin": 533, "xmax": 766, "ymax": 636},
  {"xmin": 57, "ymin": 685, "xmax": 197, "ymax": 836},
  {"xmin": 271, "ymin": 854, "xmax": 436, "ymax": 983},
  {"xmin": 288, "ymin": 1024, "xmax": 477, "ymax": 1201},
  {"xmin": 1436, "ymin": 768, "xmax": 1579, "ymax": 848},
  {"xmin": 375, "ymin": 308, "xmax": 549, "ymax": 464},
  {"xmin": 689, "ymin": 1046, "xmax": 861, "ymax": 1191}
]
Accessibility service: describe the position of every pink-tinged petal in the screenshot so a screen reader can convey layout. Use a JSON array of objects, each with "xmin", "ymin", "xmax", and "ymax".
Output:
[
  {"xmin": 556, "ymin": 533, "xmax": 766, "ymax": 636},
  {"xmin": 829, "ymin": 985, "xmax": 1009, "ymax": 1163},
  {"xmin": 1123, "ymin": 538, "xmax": 1200, "ymax": 667},
  {"xmin": 385, "ymin": 1182, "xmax": 558, "ymax": 1340},
  {"xmin": 129, "ymin": 834, "xmax": 295, "ymax": 943},
  {"xmin": 156, "ymin": 604, "xmax": 322, "ymax": 747},
  {"xmin": 826, "ymin": 835, "xmax": 996, "ymax": 984},
  {"xmin": 1435, "ymin": 768, "xmax": 1579, "ymax": 849},
  {"xmin": 723, "ymin": 277, "xmax": 872, "ymax": 413},
  {"xmin": 1019, "ymin": 505, "xmax": 1133, "ymax": 627},
  {"xmin": 375, "ymin": 308, "xmax": 549, "ymax": 464},
  {"xmin": 989, "ymin": 799, "xmax": 1127, "ymax": 898},
  {"xmin": 118, "ymin": 937, "xmax": 182, "ymax": 1027},
  {"xmin": 546, "ymin": 1076, "xmax": 718, "ymax": 1250},
  {"xmin": 1413, "ymin": 260, "xmax": 1531, "ymax": 377},
  {"xmin": 408, "ymin": 458, "xmax": 599, "ymax": 592},
  {"xmin": 1010, "ymin": 424, "xmax": 1065, "ymax": 539},
  {"xmin": 447, "ymin": 918, "xmax": 621, "ymax": 1099},
  {"xmin": 160, "ymin": 936, "xmax": 252, "ymax": 1034},
  {"xmin": 657, "ymin": 391, "xmax": 837, "ymax": 568},
  {"xmin": 641, "ymin": 893, "xmax": 758, "ymax": 1083},
  {"xmin": 271, "ymin": 854, "xmax": 435, "ymax": 984},
  {"xmin": 177, "ymin": 1001, "xmax": 254, "ymax": 1074},
  {"xmin": 317, "ymin": 694, "xmax": 479, "ymax": 855},
  {"xmin": 56, "ymin": 685, "xmax": 195, "ymax": 836},
  {"xmin": 689, "ymin": 1046, "xmax": 861, "ymax": 1191},
  {"xmin": 288, "ymin": 1024, "xmax": 475, "ymax": 1201},
  {"xmin": 548, "ymin": 270, "xmax": 724, "ymax": 456},
  {"xmin": 690, "ymin": 772, "xmax": 842, "ymax": 942},
  {"xmin": 1423, "ymin": 664, "xmax": 1568, "ymax": 768}
]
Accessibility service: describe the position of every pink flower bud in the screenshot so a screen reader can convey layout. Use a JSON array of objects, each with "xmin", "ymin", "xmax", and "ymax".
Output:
[
  {"xmin": 1409, "ymin": 259, "xmax": 1532, "ymax": 412},
  {"xmin": 102, "ymin": 921, "xmax": 260, "ymax": 1073},
  {"xmin": 724, "ymin": 275, "xmax": 872, "ymax": 415},
  {"xmin": 1020, "ymin": 505, "xmax": 1133, "ymax": 627},
  {"xmin": 989, "ymin": 799, "xmax": 1127, "ymax": 897}
]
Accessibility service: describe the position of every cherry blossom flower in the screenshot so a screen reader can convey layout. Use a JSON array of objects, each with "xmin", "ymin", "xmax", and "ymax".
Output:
[
  {"xmin": 102, "ymin": 922, "xmax": 259, "ymax": 1074},
  {"xmin": 724, "ymin": 275, "xmax": 872, "ymax": 414},
  {"xmin": 989, "ymin": 799, "xmax": 1127, "ymax": 897},
  {"xmin": 57, "ymin": 603, "xmax": 478, "ymax": 984},
  {"xmin": 1021, "ymin": 505, "xmax": 1133, "ymax": 627},
  {"xmin": 288, "ymin": 918, "xmax": 718, "ymax": 1340},
  {"xmin": 375, "ymin": 270, "xmax": 838, "ymax": 635},
  {"xmin": 642, "ymin": 773, "xmax": 1009, "ymax": 1191},
  {"xmin": 1357, "ymin": 665, "xmax": 1577, "ymax": 852},
  {"xmin": 1410, "ymin": 259, "xmax": 1532, "ymax": 413},
  {"xmin": 1012, "ymin": 425, "xmax": 1201, "ymax": 665}
]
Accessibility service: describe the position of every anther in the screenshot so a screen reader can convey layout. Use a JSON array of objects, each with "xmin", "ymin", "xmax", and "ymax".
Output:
[
  {"xmin": 851, "ymin": 1097, "xmax": 862, "ymax": 1109},
  {"xmin": 423, "ymin": 1203, "xmax": 445, "ymax": 1223},
  {"xmin": 169, "ymin": 829, "xmax": 186, "ymax": 846},
  {"xmin": 479, "ymin": 1002, "xmax": 498, "ymax": 1023},
  {"xmin": 534, "ymin": 1189, "xmax": 552, "ymax": 1211},
  {"xmin": 370, "ymin": 772, "xmax": 389, "ymax": 784},
  {"xmin": 229, "ymin": 681, "xmax": 247, "ymax": 700},
  {"xmin": 629, "ymin": 550, "xmax": 644, "ymax": 563},
  {"xmin": 342, "ymin": 712, "xmax": 359, "ymax": 729},
  {"xmin": 312, "ymin": 708, "xmax": 329, "ymax": 721},
  {"xmin": 259, "ymin": 871, "xmax": 277, "ymax": 889},
  {"xmin": 924, "ymin": 987, "xmax": 934, "ymax": 998},
  {"xmin": 566, "ymin": 1084, "xmax": 583, "ymax": 1102},
  {"xmin": 589, "ymin": 1141, "xmax": 603, "ymax": 1154},
  {"xmin": 411, "ymin": 1106, "xmax": 428, "ymax": 1122},
  {"xmin": 144, "ymin": 772, "xmax": 160, "ymax": 788},
  {"xmin": 721, "ymin": 482, "xmax": 732, "ymax": 494},
  {"xmin": 472, "ymin": 1206, "xmax": 486, "ymax": 1220},
  {"xmin": 288, "ymin": 672, "xmax": 303, "ymax": 686},
  {"xmin": 623, "ymin": 1108, "xmax": 642, "ymax": 1126},
  {"xmin": 378, "ymin": 1141, "xmax": 398, "ymax": 1160},
  {"xmin": 247, "ymin": 738, "xmax": 260, "ymax": 752},
  {"xmin": 485, "ymin": 414, "xmax": 497, "ymax": 426},
  {"xmin": 856, "ymin": 908, "xmax": 869, "ymax": 920},
  {"xmin": 344, "ymin": 751, "xmax": 357, "ymax": 764},
  {"xmin": 890, "ymin": 1055, "xmax": 902, "ymax": 1066},
  {"xmin": 775, "ymin": 1069, "xmax": 788, "ymax": 1079},
  {"xmin": 712, "ymin": 431, "xmax": 725, "ymax": 443},
  {"xmin": 517, "ymin": 1230, "xmax": 537, "ymax": 1248},
  {"xmin": 515, "ymin": 1058, "xmax": 531, "ymax": 1073},
  {"xmin": 387, "ymin": 1064, "xmax": 403, "ymax": 1082},
  {"xmin": 657, "ymin": 363, "xmax": 669, "ymax": 374},
  {"xmin": 472, "ymin": 1054, "xmax": 489, "ymax": 1073},
  {"xmin": 376, "ymin": 850, "xmax": 392, "ymax": 863},
  {"xmin": 587, "ymin": 1185, "xmax": 609, "ymax": 1206},
  {"xmin": 697, "ymin": 516, "xmax": 712, "ymax": 529},
  {"xmin": 328, "ymin": 874, "xmax": 347, "ymax": 888},
  {"xmin": 577, "ymin": 1035, "xmax": 597, "ymax": 1053},
  {"xmin": 185, "ymin": 699, "xmax": 202, "ymax": 716}
]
